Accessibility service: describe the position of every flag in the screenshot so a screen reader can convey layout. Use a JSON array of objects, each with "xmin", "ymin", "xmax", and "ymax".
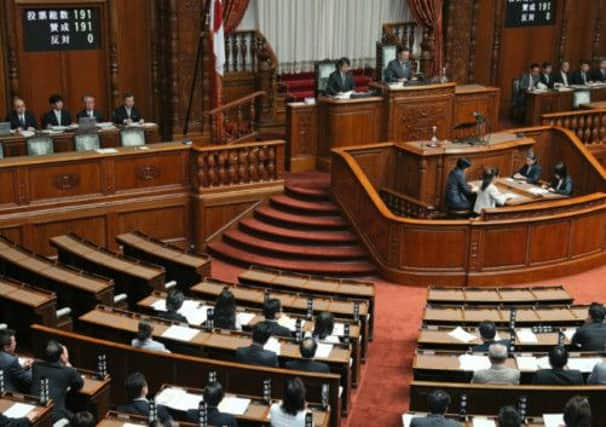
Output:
[{"xmin": 210, "ymin": 0, "xmax": 225, "ymax": 76}]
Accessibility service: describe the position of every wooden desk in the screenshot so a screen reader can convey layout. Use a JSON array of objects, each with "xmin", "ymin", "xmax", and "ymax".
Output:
[
  {"xmin": 0, "ymin": 125, "xmax": 160, "ymax": 158},
  {"xmin": 68, "ymin": 370, "xmax": 112, "ymax": 420},
  {"xmin": 471, "ymin": 177, "xmax": 566, "ymax": 207},
  {"xmin": 0, "ymin": 392, "xmax": 53, "ymax": 427},
  {"xmin": 426, "ymin": 286, "xmax": 573, "ymax": 306},
  {"xmin": 526, "ymin": 86, "xmax": 606, "ymax": 125},
  {"xmin": 580, "ymin": 101, "xmax": 606, "ymax": 110},
  {"xmin": 453, "ymin": 85, "xmax": 500, "ymax": 138},
  {"xmin": 116, "ymin": 231, "xmax": 210, "ymax": 291}
]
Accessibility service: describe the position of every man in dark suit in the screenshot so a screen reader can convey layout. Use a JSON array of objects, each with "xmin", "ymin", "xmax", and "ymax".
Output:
[
  {"xmin": 572, "ymin": 302, "xmax": 606, "ymax": 351},
  {"xmin": 571, "ymin": 61, "xmax": 592, "ymax": 85},
  {"xmin": 285, "ymin": 337, "xmax": 330, "ymax": 373},
  {"xmin": 471, "ymin": 321, "xmax": 511, "ymax": 353},
  {"xmin": 75, "ymin": 95, "xmax": 103, "ymax": 122},
  {"xmin": 235, "ymin": 322, "xmax": 279, "ymax": 367},
  {"xmin": 533, "ymin": 346, "xmax": 584, "ymax": 385},
  {"xmin": 516, "ymin": 63, "xmax": 541, "ymax": 108},
  {"xmin": 155, "ymin": 289, "xmax": 188, "ymax": 323},
  {"xmin": 445, "ymin": 158, "xmax": 474, "ymax": 211},
  {"xmin": 261, "ymin": 298, "xmax": 292, "ymax": 338},
  {"xmin": 6, "ymin": 97, "xmax": 37, "ymax": 131},
  {"xmin": 410, "ymin": 390, "xmax": 460, "ymax": 427},
  {"xmin": 0, "ymin": 329, "xmax": 32, "ymax": 393},
  {"xmin": 186, "ymin": 382, "xmax": 237, "ymax": 427},
  {"xmin": 325, "ymin": 57, "xmax": 355, "ymax": 96},
  {"xmin": 41, "ymin": 94, "xmax": 72, "ymax": 128},
  {"xmin": 113, "ymin": 93, "xmax": 143, "ymax": 125},
  {"xmin": 539, "ymin": 62, "xmax": 554, "ymax": 89},
  {"xmin": 31, "ymin": 340, "xmax": 83, "ymax": 422},
  {"xmin": 0, "ymin": 414, "xmax": 31, "ymax": 427},
  {"xmin": 117, "ymin": 372, "xmax": 172, "ymax": 424},
  {"xmin": 593, "ymin": 59, "xmax": 606, "ymax": 82},
  {"xmin": 513, "ymin": 150, "xmax": 542, "ymax": 184},
  {"xmin": 384, "ymin": 46, "xmax": 413, "ymax": 83},
  {"xmin": 554, "ymin": 61, "xmax": 571, "ymax": 86}
]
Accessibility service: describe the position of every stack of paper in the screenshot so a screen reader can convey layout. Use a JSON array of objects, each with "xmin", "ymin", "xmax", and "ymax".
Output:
[
  {"xmin": 529, "ymin": 187, "xmax": 549, "ymax": 196},
  {"xmin": 3, "ymin": 403, "xmax": 36, "ymax": 418},
  {"xmin": 543, "ymin": 413, "xmax": 565, "ymax": 427},
  {"xmin": 567, "ymin": 357, "xmax": 602, "ymax": 373},
  {"xmin": 217, "ymin": 396, "xmax": 251, "ymax": 415},
  {"xmin": 264, "ymin": 337, "xmax": 281, "ymax": 355},
  {"xmin": 161, "ymin": 325, "xmax": 199, "ymax": 342},
  {"xmin": 472, "ymin": 417, "xmax": 497, "ymax": 427},
  {"xmin": 458, "ymin": 354, "xmax": 491, "ymax": 371},
  {"xmin": 236, "ymin": 312, "xmax": 255, "ymax": 326},
  {"xmin": 563, "ymin": 327, "xmax": 577, "ymax": 341},
  {"xmin": 151, "ymin": 299, "xmax": 167, "ymax": 311},
  {"xmin": 278, "ymin": 316, "xmax": 304, "ymax": 331},
  {"xmin": 155, "ymin": 387, "xmax": 202, "ymax": 411},
  {"xmin": 333, "ymin": 323, "xmax": 345, "ymax": 336},
  {"xmin": 448, "ymin": 326, "xmax": 478, "ymax": 343},
  {"xmin": 179, "ymin": 302, "xmax": 211, "ymax": 325},
  {"xmin": 537, "ymin": 356, "xmax": 551, "ymax": 370},
  {"xmin": 515, "ymin": 355, "xmax": 539, "ymax": 371},
  {"xmin": 324, "ymin": 335, "xmax": 341, "ymax": 344},
  {"xmin": 316, "ymin": 343, "xmax": 334, "ymax": 358},
  {"xmin": 516, "ymin": 328, "xmax": 538, "ymax": 343}
]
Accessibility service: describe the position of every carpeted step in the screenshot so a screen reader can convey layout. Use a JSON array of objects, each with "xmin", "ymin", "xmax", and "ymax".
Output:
[
  {"xmin": 285, "ymin": 184, "xmax": 332, "ymax": 201},
  {"xmin": 254, "ymin": 206, "xmax": 349, "ymax": 229},
  {"xmin": 208, "ymin": 241, "xmax": 376, "ymax": 275},
  {"xmin": 239, "ymin": 218, "xmax": 359, "ymax": 244},
  {"xmin": 223, "ymin": 229, "xmax": 367, "ymax": 259},
  {"xmin": 269, "ymin": 194, "xmax": 339, "ymax": 215}
]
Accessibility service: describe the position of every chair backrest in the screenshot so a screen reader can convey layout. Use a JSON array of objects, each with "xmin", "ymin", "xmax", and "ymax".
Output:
[
  {"xmin": 26, "ymin": 136, "xmax": 54, "ymax": 156},
  {"xmin": 0, "ymin": 143, "xmax": 4, "ymax": 159},
  {"xmin": 120, "ymin": 127, "xmax": 146, "ymax": 147},
  {"xmin": 314, "ymin": 59, "xmax": 337, "ymax": 97},
  {"xmin": 376, "ymin": 42, "xmax": 418, "ymax": 82},
  {"xmin": 74, "ymin": 132, "xmax": 100, "ymax": 152}
]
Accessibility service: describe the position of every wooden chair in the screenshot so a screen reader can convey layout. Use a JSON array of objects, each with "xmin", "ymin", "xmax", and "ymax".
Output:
[
  {"xmin": 314, "ymin": 59, "xmax": 336, "ymax": 97},
  {"xmin": 120, "ymin": 127, "xmax": 146, "ymax": 147},
  {"xmin": 26, "ymin": 135, "xmax": 54, "ymax": 156},
  {"xmin": 74, "ymin": 132, "xmax": 101, "ymax": 152}
]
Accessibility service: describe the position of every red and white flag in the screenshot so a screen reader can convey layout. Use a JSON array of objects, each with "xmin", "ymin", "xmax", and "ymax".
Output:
[{"xmin": 210, "ymin": 0, "xmax": 225, "ymax": 76}]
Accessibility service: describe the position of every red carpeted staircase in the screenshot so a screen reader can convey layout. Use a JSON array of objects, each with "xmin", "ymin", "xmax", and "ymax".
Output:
[{"xmin": 207, "ymin": 184, "xmax": 376, "ymax": 276}]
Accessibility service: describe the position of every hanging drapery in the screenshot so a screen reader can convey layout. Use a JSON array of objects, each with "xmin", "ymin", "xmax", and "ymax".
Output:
[
  {"xmin": 408, "ymin": 0, "xmax": 443, "ymax": 76},
  {"xmin": 223, "ymin": 0, "xmax": 250, "ymax": 34}
]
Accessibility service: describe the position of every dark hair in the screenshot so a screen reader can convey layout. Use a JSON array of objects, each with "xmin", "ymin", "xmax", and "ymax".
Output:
[
  {"xmin": 137, "ymin": 321, "xmax": 153, "ymax": 342},
  {"xmin": 542, "ymin": 62, "xmax": 552, "ymax": 69},
  {"xmin": 498, "ymin": 406, "xmax": 522, "ymax": 427},
  {"xmin": 0, "ymin": 328, "xmax": 16, "ymax": 348},
  {"xmin": 263, "ymin": 298, "xmax": 281, "ymax": 320},
  {"xmin": 336, "ymin": 57, "xmax": 350, "ymax": 69},
  {"xmin": 529, "ymin": 63, "xmax": 540, "ymax": 70},
  {"xmin": 252, "ymin": 322, "xmax": 272, "ymax": 345},
  {"xmin": 125, "ymin": 372, "xmax": 147, "ymax": 401},
  {"xmin": 71, "ymin": 411, "xmax": 95, "ymax": 427},
  {"xmin": 588, "ymin": 303, "xmax": 606, "ymax": 323},
  {"xmin": 456, "ymin": 158, "xmax": 471, "ymax": 170},
  {"xmin": 281, "ymin": 378, "xmax": 306, "ymax": 416},
  {"xmin": 427, "ymin": 390, "xmax": 451, "ymax": 415},
  {"xmin": 480, "ymin": 168, "xmax": 499, "ymax": 191},
  {"xmin": 49, "ymin": 94, "xmax": 64, "ymax": 105},
  {"xmin": 397, "ymin": 46, "xmax": 411, "ymax": 55},
  {"xmin": 214, "ymin": 287, "xmax": 236, "ymax": 329},
  {"xmin": 123, "ymin": 92, "xmax": 135, "ymax": 100},
  {"xmin": 44, "ymin": 340, "xmax": 63, "ymax": 363},
  {"xmin": 300, "ymin": 337, "xmax": 318, "ymax": 359},
  {"xmin": 82, "ymin": 94, "xmax": 95, "ymax": 102},
  {"xmin": 580, "ymin": 60, "xmax": 591, "ymax": 67},
  {"xmin": 549, "ymin": 345, "xmax": 569, "ymax": 369},
  {"xmin": 561, "ymin": 60, "xmax": 569, "ymax": 67},
  {"xmin": 313, "ymin": 312, "xmax": 335, "ymax": 340},
  {"xmin": 554, "ymin": 161, "xmax": 568, "ymax": 178},
  {"xmin": 204, "ymin": 381, "xmax": 225, "ymax": 407},
  {"xmin": 166, "ymin": 289, "xmax": 184, "ymax": 312},
  {"xmin": 564, "ymin": 396, "xmax": 592, "ymax": 427},
  {"xmin": 479, "ymin": 321, "xmax": 497, "ymax": 341}
]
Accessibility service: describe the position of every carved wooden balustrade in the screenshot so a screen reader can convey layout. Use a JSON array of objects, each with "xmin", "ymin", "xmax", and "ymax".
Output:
[
  {"xmin": 191, "ymin": 140, "xmax": 285, "ymax": 191},
  {"xmin": 541, "ymin": 110, "xmax": 606, "ymax": 145},
  {"xmin": 205, "ymin": 91, "xmax": 265, "ymax": 144},
  {"xmin": 379, "ymin": 188, "xmax": 444, "ymax": 219}
]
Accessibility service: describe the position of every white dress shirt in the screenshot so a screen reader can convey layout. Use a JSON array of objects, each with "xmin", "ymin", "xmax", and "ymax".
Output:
[
  {"xmin": 473, "ymin": 183, "xmax": 508, "ymax": 214},
  {"xmin": 54, "ymin": 109, "xmax": 63, "ymax": 125},
  {"xmin": 560, "ymin": 71, "xmax": 569, "ymax": 86},
  {"xmin": 269, "ymin": 403, "xmax": 307, "ymax": 427}
]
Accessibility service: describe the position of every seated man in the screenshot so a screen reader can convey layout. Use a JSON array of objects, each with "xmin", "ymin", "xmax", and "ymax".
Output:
[
  {"xmin": 497, "ymin": 406, "xmax": 522, "ymax": 427},
  {"xmin": 533, "ymin": 346, "xmax": 584, "ymax": 385},
  {"xmin": 588, "ymin": 360, "xmax": 606, "ymax": 384},
  {"xmin": 471, "ymin": 343, "xmax": 520, "ymax": 385},
  {"xmin": 0, "ymin": 328, "xmax": 32, "ymax": 393},
  {"xmin": 31, "ymin": 340, "xmax": 84, "ymax": 422},
  {"xmin": 471, "ymin": 321, "xmax": 510, "ymax": 353},
  {"xmin": 385, "ymin": 46, "xmax": 413, "ymax": 83},
  {"xmin": 186, "ymin": 381, "xmax": 237, "ymax": 427},
  {"xmin": 571, "ymin": 60, "xmax": 593, "ymax": 85},
  {"xmin": 554, "ymin": 61, "xmax": 571, "ymax": 86},
  {"xmin": 6, "ymin": 97, "xmax": 37, "ymax": 131},
  {"xmin": 235, "ymin": 322, "xmax": 278, "ymax": 367},
  {"xmin": 513, "ymin": 150, "xmax": 542, "ymax": 184},
  {"xmin": 261, "ymin": 298, "xmax": 292, "ymax": 338},
  {"xmin": 410, "ymin": 390, "xmax": 460, "ymax": 427},
  {"xmin": 325, "ymin": 57, "xmax": 355, "ymax": 96},
  {"xmin": 539, "ymin": 62, "xmax": 554, "ymax": 89},
  {"xmin": 445, "ymin": 158, "xmax": 474, "ymax": 211},
  {"xmin": 76, "ymin": 95, "xmax": 103, "ymax": 121},
  {"xmin": 155, "ymin": 289, "xmax": 187, "ymax": 323},
  {"xmin": 113, "ymin": 93, "xmax": 143, "ymax": 125},
  {"xmin": 563, "ymin": 396, "xmax": 592, "ymax": 427},
  {"xmin": 571, "ymin": 302, "xmax": 606, "ymax": 351},
  {"xmin": 593, "ymin": 59, "xmax": 606, "ymax": 82},
  {"xmin": 131, "ymin": 320, "xmax": 170, "ymax": 353},
  {"xmin": 117, "ymin": 372, "xmax": 172, "ymax": 424},
  {"xmin": 285, "ymin": 337, "xmax": 330, "ymax": 373},
  {"xmin": 41, "ymin": 94, "xmax": 72, "ymax": 128}
]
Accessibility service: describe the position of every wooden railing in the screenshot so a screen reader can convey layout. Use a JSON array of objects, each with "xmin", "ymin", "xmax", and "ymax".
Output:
[
  {"xmin": 541, "ymin": 109, "xmax": 606, "ymax": 145},
  {"xmin": 205, "ymin": 91, "xmax": 265, "ymax": 144},
  {"xmin": 379, "ymin": 188, "xmax": 444, "ymax": 219},
  {"xmin": 382, "ymin": 21, "xmax": 417, "ymax": 51}
]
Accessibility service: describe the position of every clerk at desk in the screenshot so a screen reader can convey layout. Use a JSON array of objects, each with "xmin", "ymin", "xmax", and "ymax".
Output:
[
  {"xmin": 545, "ymin": 161, "xmax": 573, "ymax": 196},
  {"xmin": 513, "ymin": 151, "xmax": 542, "ymax": 184},
  {"xmin": 41, "ymin": 94, "xmax": 72, "ymax": 128},
  {"xmin": 384, "ymin": 46, "xmax": 413, "ymax": 83},
  {"xmin": 326, "ymin": 57, "xmax": 355, "ymax": 96}
]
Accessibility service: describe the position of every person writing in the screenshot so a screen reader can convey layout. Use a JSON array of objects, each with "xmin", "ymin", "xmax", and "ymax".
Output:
[
  {"xmin": 445, "ymin": 158, "xmax": 474, "ymax": 211},
  {"xmin": 325, "ymin": 57, "xmax": 355, "ymax": 96},
  {"xmin": 544, "ymin": 161, "xmax": 573, "ymax": 196},
  {"xmin": 473, "ymin": 168, "xmax": 510, "ymax": 215},
  {"xmin": 513, "ymin": 151, "xmax": 542, "ymax": 184}
]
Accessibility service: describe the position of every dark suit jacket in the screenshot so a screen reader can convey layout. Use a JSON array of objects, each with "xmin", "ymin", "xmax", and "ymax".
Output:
[
  {"xmin": 75, "ymin": 109, "xmax": 104, "ymax": 122},
  {"xmin": 325, "ymin": 71, "xmax": 355, "ymax": 96},
  {"xmin": 6, "ymin": 111, "xmax": 37, "ymax": 130},
  {"xmin": 571, "ymin": 71, "xmax": 591, "ymax": 85},
  {"xmin": 41, "ymin": 110, "xmax": 72, "ymax": 128},
  {"xmin": 471, "ymin": 339, "xmax": 511, "ymax": 353},
  {"xmin": 285, "ymin": 358, "xmax": 330, "ymax": 373},
  {"xmin": 554, "ymin": 71, "xmax": 570, "ymax": 86},
  {"xmin": 517, "ymin": 163, "xmax": 543, "ymax": 184},
  {"xmin": 186, "ymin": 407, "xmax": 238, "ymax": 427},
  {"xmin": 263, "ymin": 320, "xmax": 292, "ymax": 338},
  {"xmin": 551, "ymin": 175, "xmax": 573, "ymax": 195},
  {"xmin": 0, "ymin": 351, "xmax": 32, "ymax": 393},
  {"xmin": 572, "ymin": 322, "xmax": 606, "ymax": 351},
  {"xmin": 0, "ymin": 414, "xmax": 30, "ymax": 427},
  {"xmin": 410, "ymin": 414, "xmax": 461, "ymax": 427},
  {"xmin": 540, "ymin": 72, "xmax": 555, "ymax": 89},
  {"xmin": 235, "ymin": 343, "xmax": 278, "ymax": 367},
  {"xmin": 533, "ymin": 368, "xmax": 584, "ymax": 385},
  {"xmin": 113, "ymin": 105, "xmax": 142, "ymax": 124},
  {"xmin": 385, "ymin": 59, "xmax": 413, "ymax": 82},
  {"xmin": 593, "ymin": 69, "xmax": 606, "ymax": 82},
  {"xmin": 31, "ymin": 360, "xmax": 83, "ymax": 421},
  {"xmin": 117, "ymin": 399, "xmax": 172, "ymax": 423},
  {"xmin": 156, "ymin": 310, "xmax": 188, "ymax": 323},
  {"xmin": 445, "ymin": 168, "xmax": 474, "ymax": 210}
]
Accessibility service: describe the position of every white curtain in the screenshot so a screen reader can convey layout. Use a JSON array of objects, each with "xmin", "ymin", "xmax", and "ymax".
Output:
[{"xmin": 237, "ymin": 0, "xmax": 416, "ymax": 73}]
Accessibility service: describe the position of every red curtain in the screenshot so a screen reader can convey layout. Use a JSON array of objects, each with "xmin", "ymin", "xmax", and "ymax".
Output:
[
  {"xmin": 223, "ymin": 0, "xmax": 250, "ymax": 34},
  {"xmin": 408, "ymin": 0, "xmax": 443, "ymax": 76}
]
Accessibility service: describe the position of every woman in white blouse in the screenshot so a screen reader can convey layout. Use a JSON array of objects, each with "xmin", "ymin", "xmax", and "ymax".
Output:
[
  {"xmin": 473, "ymin": 168, "xmax": 510, "ymax": 215},
  {"xmin": 270, "ymin": 377, "xmax": 309, "ymax": 427}
]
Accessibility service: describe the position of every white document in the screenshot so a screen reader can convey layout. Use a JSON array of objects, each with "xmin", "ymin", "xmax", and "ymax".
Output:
[
  {"xmin": 217, "ymin": 396, "xmax": 251, "ymax": 415},
  {"xmin": 122, "ymin": 423, "xmax": 144, "ymax": 427},
  {"xmin": 563, "ymin": 327, "xmax": 577, "ymax": 341},
  {"xmin": 333, "ymin": 322, "xmax": 345, "ymax": 336},
  {"xmin": 505, "ymin": 178, "xmax": 515, "ymax": 183},
  {"xmin": 316, "ymin": 343, "xmax": 334, "ymax": 358},
  {"xmin": 334, "ymin": 91, "xmax": 353, "ymax": 100},
  {"xmin": 95, "ymin": 148, "xmax": 118, "ymax": 154},
  {"xmin": 567, "ymin": 357, "xmax": 602, "ymax": 373},
  {"xmin": 20, "ymin": 130, "xmax": 35, "ymax": 138},
  {"xmin": 96, "ymin": 122, "xmax": 115, "ymax": 129},
  {"xmin": 529, "ymin": 187, "xmax": 549, "ymax": 196},
  {"xmin": 503, "ymin": 192, "xmax": 521, "ymax": 199},
  {"xmin": 155, "ymin": 387, "xmax": 202, "ymax": 411},
  {"xmin": 236, "ymin": 312, "xmax": 255, "ymax": 326},
  {"xmin": 278, "ymin": 315, "xmax": 304, "ymax": 331},
  {"xmin": 458, "ymin": 354, "xmax": 491, "ymax": 371},
  {"xmin": 515, "ymin": 356, "xmax": 538, "ymax": 371},
  {"xmin": 543, "ymin": 413, "xmax": 565, "ymax": 427},
  {"xmin": 472, "ymin": 417, "xmax": 497, "ymax": 427},
  {"xmin": 161, "ymin": 325, "xmax": 199, "ymax": 342},
  {"xmin": 180, "ymin": 302, "xmax": 210, "ymax": 326},
  {"xmin": 537, "ymin": 356, "xmax": 551, "ymax": 370},
  {"xmin": 516, "ymin": 328, "xmax": 538, "ymax": 343},
  {"xmin": 3, "ymin": 403, "xmax": 36, "ymax": 418},
  {"xmin": 151, "ymin": 299, "xmax": 167, "ymax": 311},
  {"xmin": 264, "ymin": 337, "xmax": 281, "ymax": 355},
  {"xmin": 324, "ymin": 335, "xmax": 341, "ymax": 344},
  {"xmin": 448, "ymin": 326, "xmax": 477, "ymax": 343}
]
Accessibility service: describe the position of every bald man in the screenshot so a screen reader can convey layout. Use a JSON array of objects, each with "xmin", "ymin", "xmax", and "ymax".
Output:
[
  {"xmin": 6, "ymin": 97, "xmax": 37, "ymax": 131},
  {"xmin": 76, "ymin": 95, "xmax": 103, "ymax": 122},
  {"xmin": 471, "ymin": 343, "xmax": 520, "ymax": 385}
]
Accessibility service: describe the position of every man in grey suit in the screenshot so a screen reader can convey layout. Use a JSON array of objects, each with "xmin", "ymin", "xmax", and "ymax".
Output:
[
  {"xmin": 588, "ymin": 360, "xmax": 606, "ymax": 384},
  {"xmin": 516, "ymin": 63, "xmax": 541, "ymax": 108},
  {"xmin": 0, "ymin": 328, "xmax": 32, "ymax": 393},
  {"xmin": 130, "ymin": 320, "xmax": 170, "ymax": 353},
  {"xmin": 385, "ymin": 47, "xmax": 413, "ymax": 83},
  {"xmin": 410, "ymin": 390, "xmax": 460, "ymax": 427},
  {"xmin": 471, "ymin": 343, "xmax": 520, "ymax": 385}
]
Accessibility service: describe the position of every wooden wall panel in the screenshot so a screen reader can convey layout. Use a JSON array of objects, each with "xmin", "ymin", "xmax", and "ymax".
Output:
[
  {"xmin": 27, "ymin": 161, "xmax": 103, "ymax": 200},
  {"xmin": 33, "ymin": 216, "xmax": 107, "ymax": 255},
  {"xmin": 570, "ymin": 213, "xmax": 606, "ymax": 256},
  {"xmin": 481, "ymin": 226, "xmax": 527, "ymax": 268},
  {"xmin": 400, "ymin": 228, "xmax": 467, "ymax": 268},
  {"xmin": 529, "ymin": 221, "xmax": 570, "ymax": 263},
  {"xmin": 118, "ymin": 205, "xmax": 187, "ymax": 242}
]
